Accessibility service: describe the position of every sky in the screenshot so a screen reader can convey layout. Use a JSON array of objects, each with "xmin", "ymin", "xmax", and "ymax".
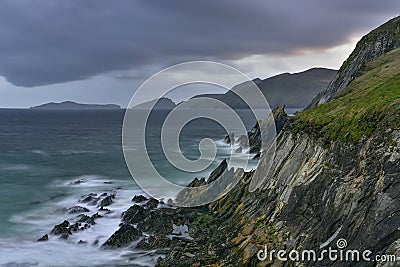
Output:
[{"xmin": 0, "ymin": 0, "xmax": 399, "ymax": 108}]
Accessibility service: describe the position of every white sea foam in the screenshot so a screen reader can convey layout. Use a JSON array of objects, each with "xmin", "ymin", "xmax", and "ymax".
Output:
[{"xmin": 2, "ymin": 175, "xmax": 157, "ymax": 266}]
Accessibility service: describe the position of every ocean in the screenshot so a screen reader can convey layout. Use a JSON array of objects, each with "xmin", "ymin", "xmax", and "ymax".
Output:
[{"xmin": 0, "ymin": 109, "xmax": 263, "ymax": 266}]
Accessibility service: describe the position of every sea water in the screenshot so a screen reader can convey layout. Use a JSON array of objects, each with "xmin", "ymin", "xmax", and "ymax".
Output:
[{"xmin": 0, "ymin": 109, "xmax": 259, "ymax": 266}]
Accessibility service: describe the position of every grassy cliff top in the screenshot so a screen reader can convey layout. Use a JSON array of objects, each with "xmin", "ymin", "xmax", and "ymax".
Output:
[{"xmin": 292, "ymin": 47, "xmax": 400, "ymax": 143}]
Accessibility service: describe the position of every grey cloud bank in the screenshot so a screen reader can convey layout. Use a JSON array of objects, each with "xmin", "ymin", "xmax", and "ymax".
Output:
[{"xmin": 0, "ymin": 0, "xmax": 399, "ymax": 87}]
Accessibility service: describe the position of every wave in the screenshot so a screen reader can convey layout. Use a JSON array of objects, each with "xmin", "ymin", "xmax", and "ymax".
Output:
[
  {"xmin": 59, "ymin": 150, "xmax": 105, "ymax": 155},
  {"xmin": 0, "ymin": 164, "xmax": 31, "ymax": 171},
  {"xmin": 2, "ymin": 175, "xmax": 155, "ymax": 266}
]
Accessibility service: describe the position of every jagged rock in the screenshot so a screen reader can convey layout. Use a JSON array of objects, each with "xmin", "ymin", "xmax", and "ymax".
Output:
[
  {"xmin": 98, "ymin": 195, "xmax": 114, "ymax": 207},
  {"xmin": 67, "ymin": 206, "xmax": 89, "ymax": 214},
  {"xmin": 102, "ymin": 224, "xmax": 142, "ymax": 248},
  {"xmin": 224, "ymin": 133, "xmax": 235, "ymax": 144},
  {"xmin": 207, "ymin": 159, "xmax": 227, "ymax": 184},
  {"xmin": 187, "ymin": 178, "xmax": 206, "ymax": 187},
  {"xmin": 37, "ymin": 234, "xmax": 48, "ymax": 242},
  {"xmin": 234, "ymin": 106, "xmax": 287, "ymax": 155},
  {"xmin": 132, "ymin": 195, "xmax": 148, "ymax": 203},
  {"xmin": 122, "ymin": 205, "xmax": 147, "ymax": 224},
  {"xmin": 79, "ymin": 193, "xmax": 98, "ymax": 204},
  {"xmin": 60, "ymin": 233, "xmax": 69, "ymax": 239},
  {"xmin": 51, "ymin": 220, "xmax": 71, "ymax": 236},
  {"xmin": 77, "ymin": 214, "xmax": 91, "ymax": 223},
  {"xmin": 144, "ymin": 198, "xmax": 159, "ymax": 209}
]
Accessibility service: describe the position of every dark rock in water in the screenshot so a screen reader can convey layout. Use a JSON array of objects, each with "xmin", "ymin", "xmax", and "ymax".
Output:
[
  {"xmin": 60, "ymin": 233, "xmax": 69, "ymax": 239},
  {"xmin": 78, "ymin": 240, "xmax": 87, "ymax": 244},
  {"xmin": 79, "ymin": 193, "xmax": 98, "ymax": 204},
  {"xmin": 51, "ymin": 220, "xmax": 71, "ymax": 236},
  {"xmin": 207, "ymin": 159, "xmax": 228, "ymax": 184},
  {"xmin": 98, "ymin": 195, "xmax": 113, "ymax": 207},
  {"xmin": 70, "ymin": 179, "xmax": 86, "ymax": 185},
  {"xmin": 102, "ymin": 224, "xmax": 142, "ymax": 248},
  {"xmin": 144, "ymin": 198, "xmax": 159, "ymax": 209},
  {"xmin": 77, "ymin": 213, "xmax": 101, "ymax": 225},
  {"xmin": 67, "ymin": 206, "xmax": 89, "ymax": 214},
  {"xmin": 122, "ymin": 205, "xmax": 147, "ymax": 224},
  {"xmin": 37, "ymin": 234, "xmax": 48, "ymax": 242},
  {"xmin": 103, "ymin": 181, "xmax": 113, "ymax": 184},
  {"xmin": 223, "ymin": 133, "xmax": 235, "ymax": 144},
  {"xmin": 132, "ymin": 195, "xmax": 148, "ymax": 203},
  {"xmin": 236, "ymin": 106, "xmax": 288, "ymax": 155},
  {"xmin": 99, "ymin": 206, "xmax": 110, "ymax": 211},
  {"xmin": 77, "ymin": 215, "xmax": 91, "ymax": 223}
]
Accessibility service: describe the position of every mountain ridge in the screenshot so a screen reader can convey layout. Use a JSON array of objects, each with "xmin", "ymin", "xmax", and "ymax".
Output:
[{"xmin": 192, "ymin": 67, "xmax": 337, "ymax": 109}]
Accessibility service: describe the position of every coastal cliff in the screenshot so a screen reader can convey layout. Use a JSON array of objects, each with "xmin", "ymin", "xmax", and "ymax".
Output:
[
  {"xmin": 37, "ymin": 16, "xmax": 400, "ymax": 267},
  {"xmin": 155, "ymin": 17, "xmax": 400, "ymax": 266}
]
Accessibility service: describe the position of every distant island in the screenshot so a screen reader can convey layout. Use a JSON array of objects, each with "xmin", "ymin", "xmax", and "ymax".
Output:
[{"xmin": 30, "ymin": 101, "xmax": 121, "ymax": 110}]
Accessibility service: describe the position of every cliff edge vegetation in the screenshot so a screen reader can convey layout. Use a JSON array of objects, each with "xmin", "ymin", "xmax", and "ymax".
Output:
[{"xmin": 293, "ymin": 47, "xmax": 400, "ymax": 143}]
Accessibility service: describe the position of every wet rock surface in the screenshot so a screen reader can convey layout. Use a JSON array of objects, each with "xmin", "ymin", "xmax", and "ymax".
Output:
[
  {"xmin": 67, "ymin": 206, "xmax": 90, "ymax": 214},
  {"xmin": 102, "ymin": 223, "xmax": 142, "ymax": 248},
  {"xmin": 132, "ymin": 195, "xmax": 148, "ymax": 203}
]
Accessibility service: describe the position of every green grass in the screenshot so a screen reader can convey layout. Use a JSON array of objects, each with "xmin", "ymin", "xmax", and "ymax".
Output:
[{"xmin": 292, "ymin": 47, "xmax": 400, "ymax": 143}]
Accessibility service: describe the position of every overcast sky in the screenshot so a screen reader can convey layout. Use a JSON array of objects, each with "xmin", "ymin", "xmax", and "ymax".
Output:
[{"xmin": 0, "ymin": 0, "xmax": 399, "ymax": 108}]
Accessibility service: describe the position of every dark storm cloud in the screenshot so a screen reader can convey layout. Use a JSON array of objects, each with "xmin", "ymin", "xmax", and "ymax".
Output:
[{"xmin": 0, "ymin": 0, "xmax": 398, "ymax": 87}]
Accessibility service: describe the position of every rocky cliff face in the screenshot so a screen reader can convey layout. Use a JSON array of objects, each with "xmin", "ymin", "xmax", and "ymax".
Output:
[
  {"xmin": 310, "ymin": 16, "xmax": 400, "ymax": 106},
  {"xmin": 95, "ymin": 17, "xmax": 400, "ymax": 266},
  {"xmin": 155, "ymin": 17, "xmax": 400, "ymax": 266},
  {"xmin": 155, "ymin": 122, "xmax": 399, "ymax": 266}
]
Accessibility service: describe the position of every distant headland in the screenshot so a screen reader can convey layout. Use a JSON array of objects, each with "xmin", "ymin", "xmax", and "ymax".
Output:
[{"xmin": 30, "ymin": 101, "xmax": 121, "ymax": 110}]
